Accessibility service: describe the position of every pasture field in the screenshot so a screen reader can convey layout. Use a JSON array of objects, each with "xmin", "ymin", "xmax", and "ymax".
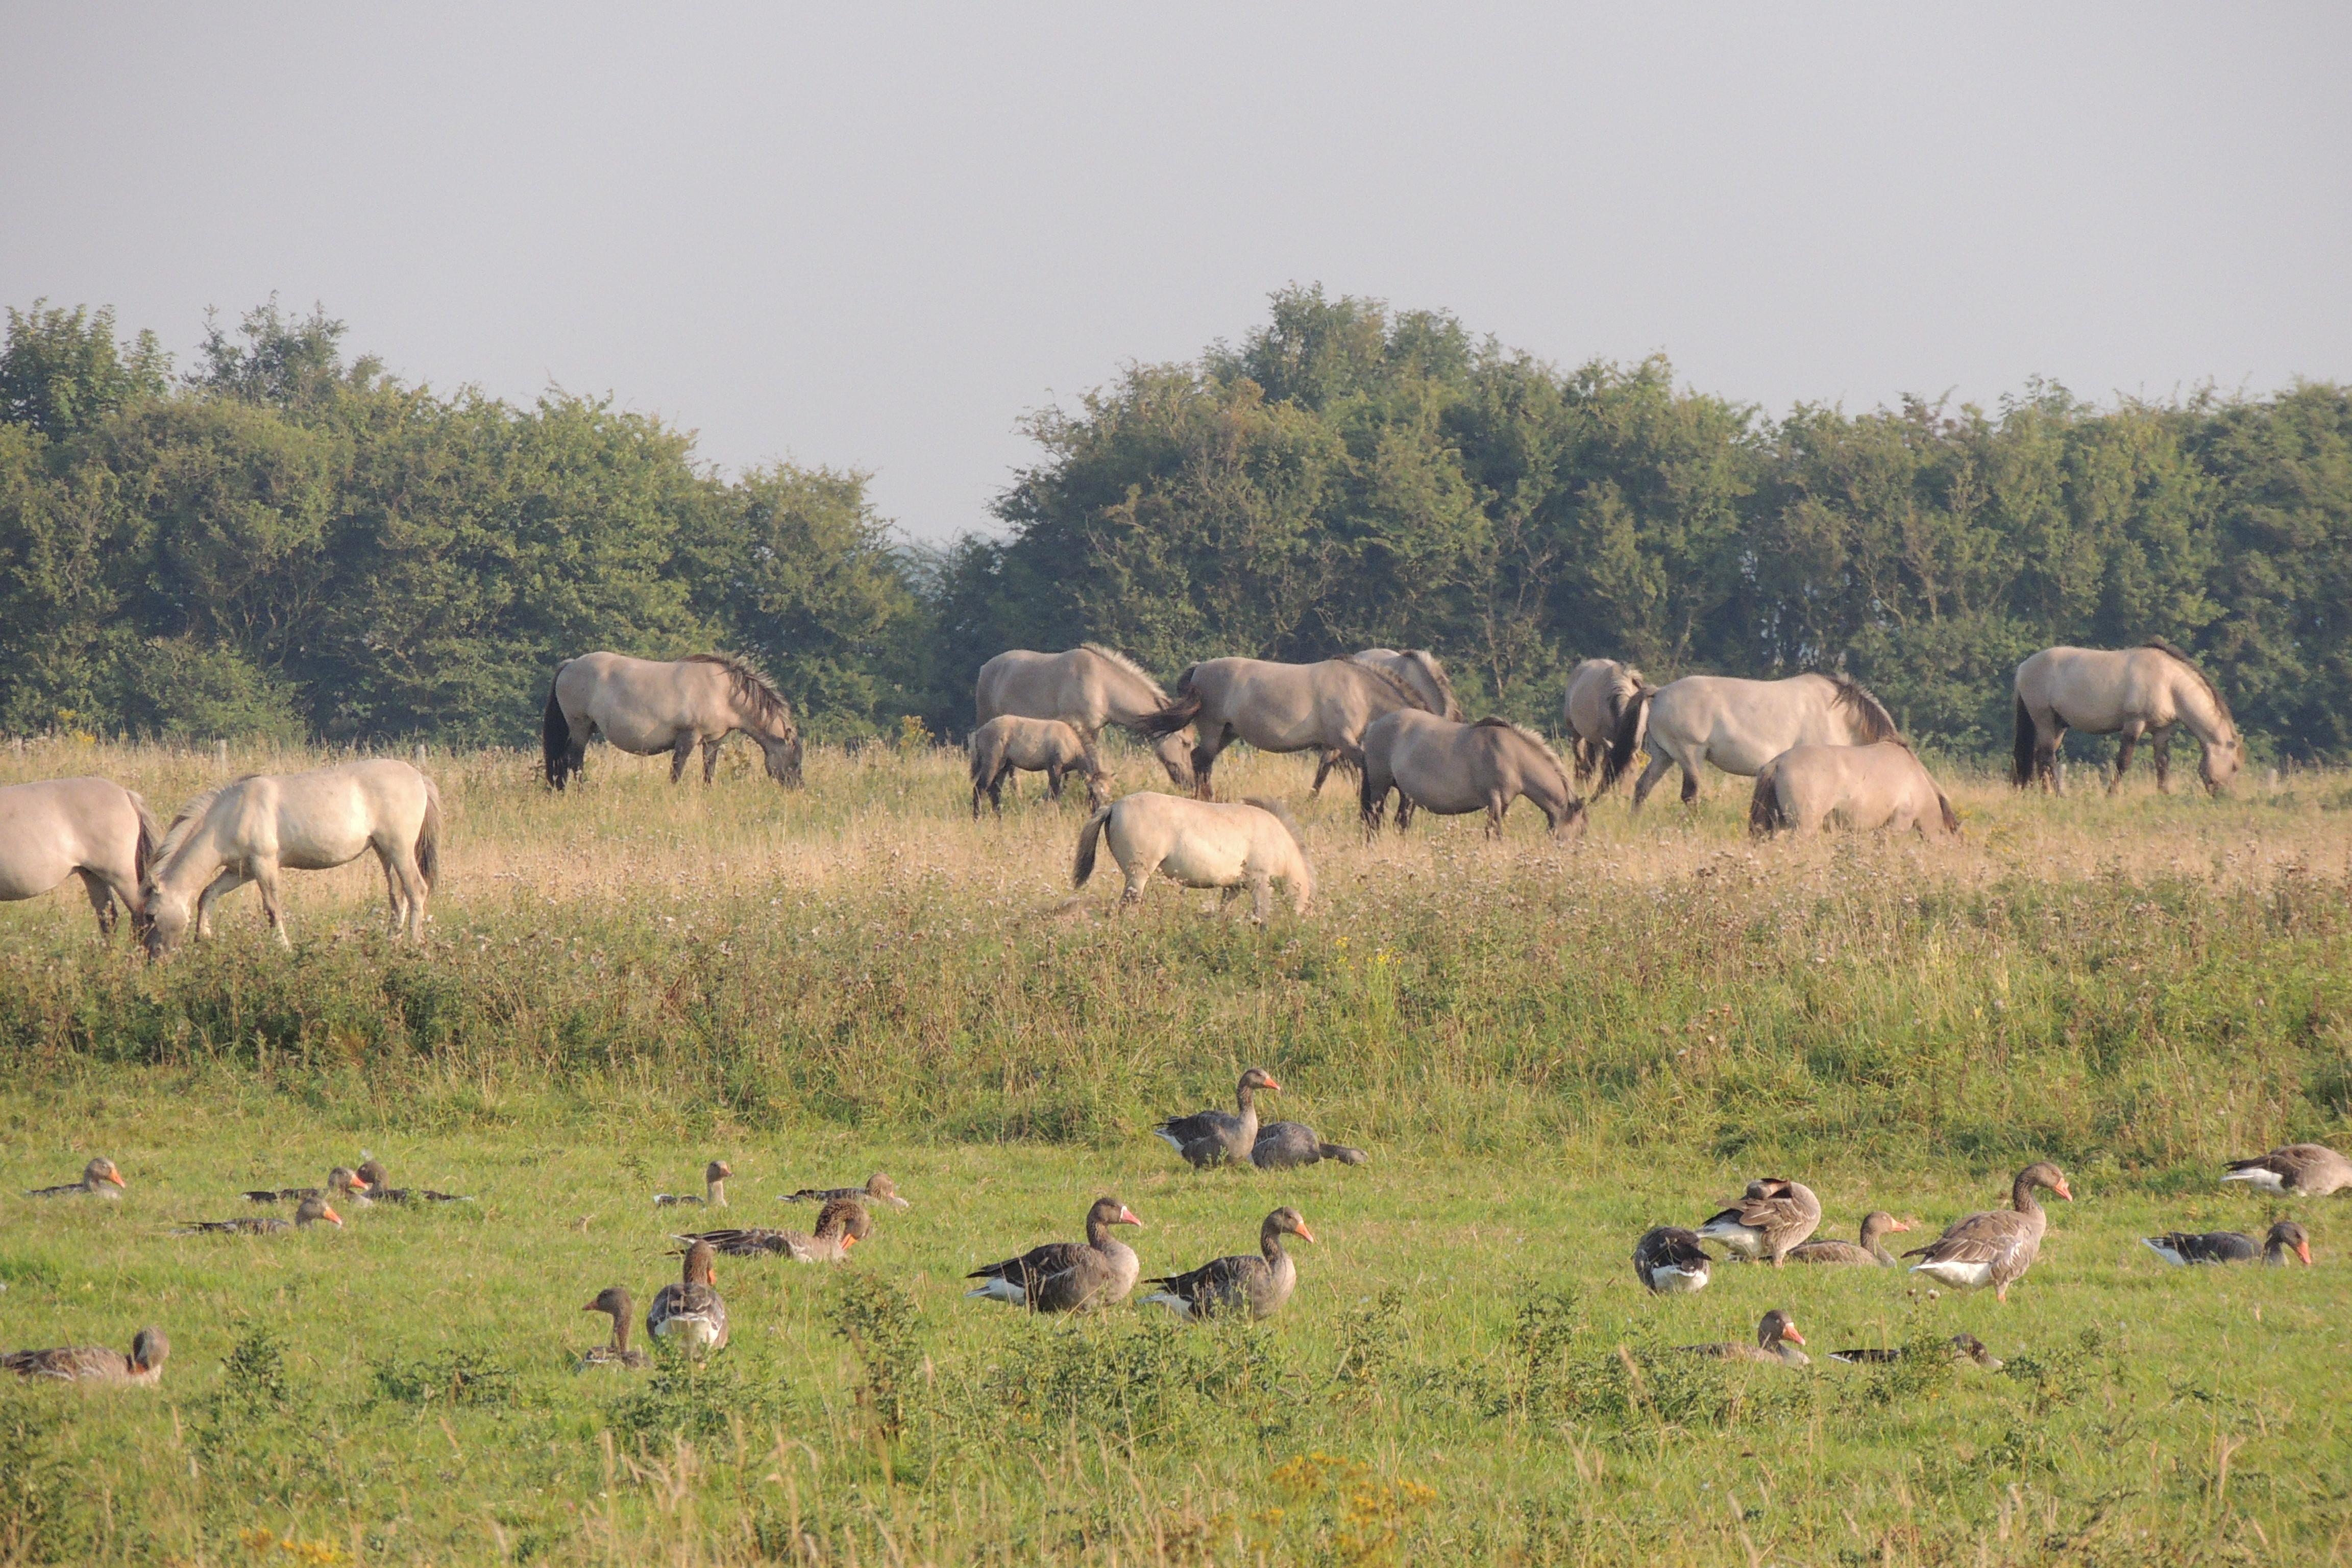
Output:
[{"xmin": 2, "ymin": 735, "xmax": 2349, "ymax": 1567}]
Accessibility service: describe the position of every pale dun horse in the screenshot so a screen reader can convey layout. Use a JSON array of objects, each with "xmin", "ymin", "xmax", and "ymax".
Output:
[
  {"xmin": 544, "ymin": 652, "xmax": 803, "ymax": 790},
  {"xmin": 1139, "ymin": 657, "xmax": 1439, "ymax": 799},
  {"xmin": 1609, "ymin": 672, "xmax": 1901, "ymax": 809},
  {"xmin": 1356, "ymin": 711, "xmax": 1587, "ymax": 839},
  {"xmin": 2012, "ymin": 641, "xmax": 2242, "ymax": 796},
  {"xmin": 1749, "ymin": 742, "xmax": 1960, "ymax": 839},
  {"xmin": 973, "ymin": 645, "xmax": 1194, "ymax": 789},
  {"xmin": 0, "ymin": 777, "xmax": 161, "ymax": 937},
  {"xmin": 1560, "ymin": 658, "xmax": 1645, "ymax": 792},
  {"xmin": 1073, "ymin": 793, "xmax": 1314, "ymax": 921},
  {"xmin": 143, "ymin": 759, "xmax": 439, "ymax": 954}
]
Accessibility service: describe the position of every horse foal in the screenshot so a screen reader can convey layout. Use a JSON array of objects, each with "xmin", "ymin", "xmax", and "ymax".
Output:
[
  {"xmin": 968, "ymin": 716, "xmax": 1107, "ymax": 817},
  {"xmin": 1749, "ymin": 742, "xmax": 1958, "ymax": 839}
]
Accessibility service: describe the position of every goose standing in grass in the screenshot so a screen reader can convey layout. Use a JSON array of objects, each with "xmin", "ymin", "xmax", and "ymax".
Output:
[
  {"xmin": 965, "ymin": 1197, "xmax": 1143, "ymax": 1312},
  {"xmin": 1788, "ymin": 1212, "xmax": 1912, "ymax": 1266},
  {"xmin": 782, "ymin": 1173, "xmax": 910, "ymax": 1211},
  {"xmin": 2221, "ymin": 1144, "xmax": 2351, "ymax": 1197},
  {"xmin": 1696, "ymin": 1178, "xmax": 1823, "ymax": 1265},
  {"xmin": 1902, "ymin": 1162, "xmax": 2071, "ymax": 1302},
  {"xmin": 647, "ymin": 1240, "xmax": 729, "ymax": 1352},
  {"xmin": 654, "ymin": 1161, "xmax": 732, "ymax": 1208},
  {"xmin": 577, "ymin": 1288, "xmax": 650, "ymax": 1369},
  {"xmin": 1679, "ymin": 1309, "xmax": 1809, "ymax": 1366},
  {"xmin": 2142, "ymin": 1220, "xmax": 2311, "ymax": 1267},
  {"xmin": 1830, "ymin": 1333, "xmax": 2003, "ymax": 1370},
  {"xmin": 1154, "ymin": 1068, "xmax": 1280, "ymax": 1168},
  {"xmin": 26, "ymin": 1158, "xmax": 126, "ymax": 1199},
  {"xmin": 243, "ymin": 1167, "xmax": 372, "ymax": 1206},
  {"xmin": 354, "ymin": 1159, "xmax": 472, "ymax": 1204},
  {"xmin": 3, "ymin": 1327, "xmax": 169, "ymax": 1386},
  {"xmin": 1632, "ymin": 1226, "xmax": 1713, "ymax": 1294},
  {"xmin": 174, "ymin": 1195, "xmax": 342, "ymax": 1234},
  {"xmin": 1250, "ymin": 1122, "xmax": 1367, "ymax": 1170},
  {"xmin": 677, "ymin": 1197, "xmax": 872, "ymax": 1262},
  {"xmin": 1141, "ymin": 1207, "xmax": 1315, "ymax": 1321}
]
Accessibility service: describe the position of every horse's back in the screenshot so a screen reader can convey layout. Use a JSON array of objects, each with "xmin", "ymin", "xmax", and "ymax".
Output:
[
  {"xmin": 2018, "ymin": 646, "xmax": 2171, "ymax": 729},
  {"xmin": 0, "ymin": 776, "xmax": 141, "ymax": 896},
  {"xmin": 1771, "ymin": 742, "xmax": 1941, "ymax": 831}
]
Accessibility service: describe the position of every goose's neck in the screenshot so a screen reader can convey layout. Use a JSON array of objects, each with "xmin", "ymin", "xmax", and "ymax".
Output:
[
  {"xmin": 2010, "ymin": 1178, "xmax": 2042, "ymax": 1214},
  {"xmin": 610, "ymin": 1313, "xmax": 632, "ymax": 1354},
  {"xmin": 1259, "ymin": 1227, "xmax": 1286, "ymax": 1265},
  {"xmin": 707, "ymin": 1179, "xmax": 726, "ymax": 1207},
  {"xmin": 1869, "ymin": 1238, "xmax": 1899, "ymax": 1266}
]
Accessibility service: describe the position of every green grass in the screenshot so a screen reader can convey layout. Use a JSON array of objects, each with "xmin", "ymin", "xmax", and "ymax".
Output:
[{"xmin": 2, "ymin": 736, "xmax": 2349, "ymax": 1565}]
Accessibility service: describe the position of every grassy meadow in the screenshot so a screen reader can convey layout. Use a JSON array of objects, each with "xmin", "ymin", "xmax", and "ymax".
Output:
[{"xmin": 1, "ymin": 732, "xmax": 2349, "ymax": 1566}]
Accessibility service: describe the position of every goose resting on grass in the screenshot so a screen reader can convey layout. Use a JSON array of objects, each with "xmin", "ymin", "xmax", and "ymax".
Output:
[
  {"xmin": 677, "ymin": 1197, "xmax": 872, "ymax": 1262},
  {"xmin": 654, "ymin": 1161, "xmax": 733, "ymax": 1208},
  {"xmin": 1154, "ymin": 1068, "xmax": 1280, "ymax": 1168},
  {"xmin": 355, "ymin": 1159, "xmax": 473, "ymax": 1204},
  {"xmin": 2142, "ymin": 1220, "xmax": 2311, "ymax": 1267},
  {"xmin": 1250, "ymin": 1121, "xmax": 1367, "ymax": 1170},
  {"xmin": 243, "ymin": 1166, "xmax": 371, "ymax": 1206},
  {"xmin": 2221, "ymin": 1144, "xmax": 2351, "ymax": 1198},
  {"xmin": 1632, "ymin": 1226, "xmax": 1713, "ymax": 1294},
  {"xmin": 3, "ymin": 1328, "xmax": 169, "ymax": 1386},
  {"xmin": 647, "ymin": 1240, "xmax": 729, "ymax": 1352},
  {"xmin": 577, "ymin": 1287, "xmax": 650, "ymax": 1368},
  {"xmin": 174, "ymin": 1194, "xmax": 342, "ymax": 1234},
  {"xmin": 783, "ymin": 1173, "xmax": 910, "ymax": 1211},
  {"xmin": 1141, "ymin": 1207, "xmax": 1314, "ymax": 1321},
  {"xmin": 1902, "ymin": 1162, "xmax": 2071, "ymax": 1302},
  {"xmin": 1787, "ymin": 1211, "xmax": 1912, "ymax": 1266},
  {"xmin": 25, "ymin": 1158, "xmax": 126, "ymax": 1199},
  {"xmin": 1678, "ymin": 1309, "xmax": 1808, "ymax": 1366},
  {"xmin": 965, "ymin": 1197, "xmax": 1143, "ymax": 1312},
  {"xmin": 1696, "ymin": 1178, "xmax": 1823, "ymax": 1265},
  {"xmin": 1830, "ymin": 1332, "xmax": 2003, "ymax": 1371}
]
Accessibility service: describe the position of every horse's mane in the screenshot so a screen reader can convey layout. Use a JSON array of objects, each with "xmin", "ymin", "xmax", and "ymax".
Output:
[
  {"xmin": 1341, "ymin": 656, "xmax": 1429, "ymax": 710},
  {"xmin": 1078, "ymin": 643, "xmax": 1170, "ymax": 704},
  {"xmin": 2142, "ymin": 639, "xmax": 2235, "ymax": 727},
  {"xmin": 150, "ymin": 778, "xmax": 246, "ymax": 881},
  {"xmin": 1474, "ymin": 717, "xmax": 1577, "ymax": 794},
  {"xmin": 1396, "ymin": 650, "xmax": 1460, "ymax": 718},
  {"xmin": 1608, "ymin": 662, "xmax": 1646, "ymax": 705},
  {"xmin": 685, "ymin": 652, "xmax": 793, "ymax": 729},
  {"xmin": 1822, "ymin": 675, "xmax": 1901, "ymax": 743},
  {"xmin": 1243, "ymin": 795, "xmax": 1307, "ymax": 852}
]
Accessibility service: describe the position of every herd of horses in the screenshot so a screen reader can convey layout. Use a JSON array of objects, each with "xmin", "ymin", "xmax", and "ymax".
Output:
[{"xmin": 0, "ymin": 637, "xmax": 2246, "ymax": 942}]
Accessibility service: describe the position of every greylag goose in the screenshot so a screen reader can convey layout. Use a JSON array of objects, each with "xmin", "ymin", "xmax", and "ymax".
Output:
[
  {"xmin": 1140, "ymin": 1206, "xmax": 1314, "ymax": 1321},
  {"xmin": 677, "ymin": 1197, "xmax": 873, "ymax": 1262},
  {"xmin": 1250, "ymin": 1121, "xmax": 1367, "ymax": 1170},
  {"xmin": 354, "ymin": 1159, "xmax": 472, "ymax": 1204},
  {"xmin": 1829, "ymin": 1332, "xmax": 2003, "ymax": 1370},
  {"xmin": 2, "ymin": 1327, "xmax": 168, "ymax": 1386},
  {"xmin": 577, "ymin": 1287, "xmax": 650, "ymax": 1368},
  {"xmin": 1902, "ymin": 1161, "xmax": 2071, "ymax": 1301},
  {"xmin": 782, "ymin": 1173, "xmax": 910, "ymax": 1211},
  {"xmin": 654, "ymin": 1161, "xmax": 733, "ymax": 1208},
  {"xmin": 2221, "ymin": 1143, "xmax": 2351, "ymax": 1197},
  {"xmin": 1154, "ymin": 1068, "xmax": 1280, "ymax": 1168},
  {"xmin": 1788, "ymin": 1212, "xmax": 1912, "ymax": 1266},
  {"xmin": 1696, "ymin": 1178, "xmax": 1822, "ymax": 1265},
  {"xmin": 242, "ymin": 1166, "xmax": 372, "ymax": 1206},
  {"xmin": 25, "ymin": 1157, "xmax": 126, "ymax": 1199},
  {"xmin": 1632, "ymin": 1226, "xmax": 1713, "ymax": 1293},
  {"xmin": 1678, "ymin": 1309, "xmax": 1808, "ymax": 1366},
  {"xmin": 646, "ymin": 1239, "xmax": 729, "ymax": 1352},
  {"xmin": 2141, "ymin": 1219, "xmax": 2311, "ymax": 1267},
  {"xmin": 965, "ymin": 1197, "xmax": 1143, "ymax": 1312},
  {"xmin": 174, "ymin": 1194, "xmax": 342, "ymax": 1234}
]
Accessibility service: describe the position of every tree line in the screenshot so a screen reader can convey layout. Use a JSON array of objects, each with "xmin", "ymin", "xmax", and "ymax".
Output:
[{"xmin": 5, "ymin": 289, "xmax": 2347, "ymax": 761}]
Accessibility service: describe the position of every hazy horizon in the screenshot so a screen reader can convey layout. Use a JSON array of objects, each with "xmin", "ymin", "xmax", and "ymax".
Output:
[{"xmin": 6, "ymin": 5, "xmax": 2347, "ymax": 543}]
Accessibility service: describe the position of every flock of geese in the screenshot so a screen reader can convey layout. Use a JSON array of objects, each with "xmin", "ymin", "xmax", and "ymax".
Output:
[{"xmin": 4, "ymin": 1080, "xmax": 2344, "ymax": 1386}]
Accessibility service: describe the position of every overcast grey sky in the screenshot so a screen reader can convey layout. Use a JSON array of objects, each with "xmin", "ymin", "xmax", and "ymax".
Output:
[{"xmin": 6, "ymin": 6, "xmax": 2348, "ymax": 542}]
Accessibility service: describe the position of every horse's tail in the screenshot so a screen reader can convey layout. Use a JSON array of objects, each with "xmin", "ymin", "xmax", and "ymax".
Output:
[
  {"xmin": 1603, "ymin": 687, "xmax": 1655, "ymax": 789},
  {"xmin": 1135, "ymin": 667, "xmax": 1203, "ymax": 738},
  {"xmin": 415, "ymin": 776, "xmax": 442, "ymax": 891},
  {"xmin": 2011, "ymin": 695, "xmax": 2036, "ymax": 788},
  {"xmin": 1073, "ymin": 803, "xmax": 1112, "ymax": 889},
  {"xmin": 1748, "ymin": 762, "xmax": 1787, "ymax": 838},
  {"xmin": 126, "ymin": 789, "xmax": 162, "ymax": 890},
  {"xmin": 1936, "ymin": 788, "xmax": 1962, "ymax": 837},
  {"xmin": 542, "ymin": 669, "xmax": 572, "ymax": 789}
]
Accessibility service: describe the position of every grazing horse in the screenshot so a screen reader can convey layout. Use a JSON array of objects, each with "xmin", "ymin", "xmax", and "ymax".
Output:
[
  {"xmin": 1609, "ymin": 673, "xmax": 1900, "ymax": 810},
  {"xmin": 1352, "ymin": 650, "xmax": 1461, "ymax": 720},
  {"xmin": 1561, "ymin": 658, "xmax": 1646, "ymax": 792},
  {"xmin": 1358, "ymin": 712, "xmax": 1587, "ymax": 840},
  {"xmin": 1749, "ymin": 741, "xmax": 1959, "ymax": 839},
  {"xmin": 1139, "ymin": 657, "xmax": 1440, "ymax": 799},
  {"xmin": 1073, "ymin": 793, "xmax": 1314, "ymax": 921},
  {"xmin": 0, "ymin": 777, "xmax": 161, "ymax": 937},
  {"xmin": 2012, "ymin": 641, "xmax": 2241, "ymax": 796},
  {"xmin": 544, "ymin": 652, "xmax": 802, "ymax": 790},
  {"xmin": 143, "ymin": 760, "xmax": 439, "ymax": 954},
  {"xmin": 967, "ymin": 716, "xmax": 1107, "ymax": 817},
  {"xmin": 974, "ymin": 645, "xmax": 1193, "ymax": 789}
]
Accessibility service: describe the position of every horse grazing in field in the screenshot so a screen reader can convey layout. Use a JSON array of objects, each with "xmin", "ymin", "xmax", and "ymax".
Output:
[
  {"xmin": 1357, "ymin": 711, "xmax": 1586, "ymax": 840},
  {"xmin": 0, "ymin": 777, "xmax": 161, "ymax": 937},
  {"xmin": 143, "ymin": 760, "xmax": 439, "ymax": 954},
  {"xmin": 1750, "ymin": 742, "xmax": 1959, "ymax": 839},
  {"xmin": 1352, "ymin": 650, "xmax": 1461, "ymax": 719},
  {"xmin": 1139, "ymin": 657, "xmax": 1440, "ymax": 799},
  {"xmin": 544, "ymin": 652, "xmax": 802, "ymax": 790},
  {"xmin": 967, "ymin": 716, "xmax": 1107, "ymax": 817},
  {"xmin": 1609, "ymin": 672, "xmax": 1900, "ymax": 810},
  {"xmin": 1561, "ymin": 658, "xmax": 1646, "ymax": 792},
  {"xmin": 974, "ymin": 645, "xmax": 1194, "ymax": 789},
  {"xmin": 1073, "ymin": 793, "xmax": 1314, "ymax": 921},
  {"xmin": 2012, "ymin": 641, "xmax": 2241, "ymax": 796}
]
